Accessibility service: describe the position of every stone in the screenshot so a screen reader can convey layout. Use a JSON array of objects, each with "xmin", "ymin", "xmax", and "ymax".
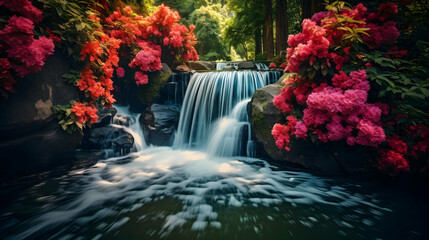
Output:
[
  {"xmin": 222, "ymin": 65, "xmax": 236, "ymax": 70},
  {"xmin": 80, "ymin": 125, "xmax": 134, "ymax": 152},
  {"xmin": 175, "ymin": 65, "xmax": 192, "ymax": 73},
  {"xmin": 187, "ymin": 61, "xmax": 216, "ymax": 70},
  {"xmin": 140, "ymin": 104, "xmax": 181, "ymax": 146},
  {"xmin": 250, "ymin": 75, "xmax": 372, "ymax": 175},
  {"xmin": 93, "ymin": 107, "xmax": 117, "ymax": 127},
  {"xmin": 133, "ymin": 63, "xmax": 172, "ymax": 112},
  {"xmin": 237, "ymin": 61, "xmax": 256, "ymax": 69},
  {"xmin": 0, "ymin": 51, "xmax": 82, "ymax": 181}
]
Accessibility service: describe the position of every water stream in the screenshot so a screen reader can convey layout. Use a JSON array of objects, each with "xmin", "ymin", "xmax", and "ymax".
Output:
[{"xmin": 0, "ymin": 71, "xmax": 426, "ymax": 240}]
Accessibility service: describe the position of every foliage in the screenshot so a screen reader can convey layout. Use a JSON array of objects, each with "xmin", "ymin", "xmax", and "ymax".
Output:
[
  {"xmin": 0, "ymin": 0, "xmax": 55, "ymax": 97},
  {"xmin": 224, "ymin": 0, "xmax": 264, "ymax": 60},
  {"xmin": 30, "ymin": 1, "xmax": 198, "ymax": 134},
  {"xmin": 189, "ymin": 2, "xmax": 229, "ymax": 60},
  {"xmin": 272, "ymin": 1, "xmax": 429, "ymax": 175}
]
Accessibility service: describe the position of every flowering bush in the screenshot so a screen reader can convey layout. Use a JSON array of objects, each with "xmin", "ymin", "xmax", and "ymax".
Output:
[
  {"xmin": 272, "ymin": 1, "xmax": 429, "ymax": 175},
  {"xmin": 51, "ymin": 4, "xmax": 198, "ymax": 133},
  {"xmin": 0, "ymin": 0, "xmax": 55, "ymax": 96}
]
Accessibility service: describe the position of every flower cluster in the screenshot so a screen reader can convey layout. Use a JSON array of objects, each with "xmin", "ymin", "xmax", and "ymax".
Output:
[
  {"xmin": 70, "ymin": 102, "xmax": 98, "ymax": 124},
  {"xmin": 67, "ymin": 4, "xmax": 198, "ymax": 128},
  {"xmin": 0, "ymin": 1, "xmax": 55, "ymax": 93},
  {"xmin": 272, "ymin": 116, "xmax": 297, "ymax": 151},
  {"xmin": 271, "ymin": 2, "xmax": 427, "ymax": 175},
  {"xmin": 105, "ymin": 5, "xmax": 198, "ymax": 85}
]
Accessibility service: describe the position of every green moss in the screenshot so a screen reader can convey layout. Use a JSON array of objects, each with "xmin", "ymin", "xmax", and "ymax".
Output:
[
  {"xmin": 251, "ymin": 107, "xmax": 265, "ymax": 131},
  {"xmin": 136, "ymin": 69, "xmax": 172, "ymax": 105},
  {"xmin": 261, "ymin": 102, "xmax": 268, "ymax": 110},
  {"xmin": 253, "ymin": 91, "xmax": 266, "ymax": 103}
]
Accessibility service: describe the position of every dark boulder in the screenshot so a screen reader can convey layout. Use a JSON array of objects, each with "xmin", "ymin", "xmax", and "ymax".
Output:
[
  {"xmin": 80, "ymin": 125, "xmax": 134, "ymax": 153},
  {"xmin": 0, "ymin": 51, "xmax": 82, "ymax": 181},
  {"xmin": 140, "ymin": 104, "xmax": 181, "ymax": 146},
  {"xmin": 93, "ymin": 107, "xmax": 117, "ymax": 127}
]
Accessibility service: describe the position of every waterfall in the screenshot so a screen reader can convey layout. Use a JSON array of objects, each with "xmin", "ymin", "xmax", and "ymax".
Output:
[
  {"xmin": 216, "ymin": 62, "xmax": 238, "ymax": 70},
  {"xmin": 159, "ymin": 73, "xmax": 192, "ymax": 105},
  {"xmin": 216, "ymin": 62, "xmax": 228, "ymax": 70},
  {"xmin": 174, "ymin": 71, "xmax": 281, "ymax": 156},
  {"xmin": 255, "ymin": 63, "xmax": 269, "ymax": 70},
  {"xmin": 114, "ymin": 105, "xmax": 147, "ymax": 151}
]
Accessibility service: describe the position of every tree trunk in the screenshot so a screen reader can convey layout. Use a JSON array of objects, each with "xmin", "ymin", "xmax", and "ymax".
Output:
[
  {"xmin": 255, "ymin": 29, "xmax": 262, "ymax": 57},
  {"xmin": 302, "ymin": 0, "xmax": 324, "ymax": 21},
  {"xmin": 263, "ymin": 0, "xmax": 274, "ymax": 59},
  {"xmin": 275, "ymin": 0, "xmax": 288, "ymax": 55}
]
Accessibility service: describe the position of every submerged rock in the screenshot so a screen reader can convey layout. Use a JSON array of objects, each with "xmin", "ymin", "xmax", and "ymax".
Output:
[
  {"xmin": 140, "ymin": 104, "xmax": 181, "ymax": 146},
  {"xmin": 250, "ymin": 75, "xmax": 372, "ymax": 175}
]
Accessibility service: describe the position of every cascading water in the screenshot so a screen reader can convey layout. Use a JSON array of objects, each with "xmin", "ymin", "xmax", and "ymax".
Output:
[
  {"xmin": 205, "ymin": 99, "xmax": 255, "ymax": 157},
  {"xmin": 159, "ymin": 73, "xmax": 192, "ymax": 105},
  {"xmin": 0, "ymin": 70, "xmax": 425, "ymax": 240},
  {"xmin": 255, "ymin": 63, "xmax": 269, "ymax": 70},
  {"xmin": 114, "ymin": 105, "xmax": 147, "ymax": 151},
  {"xmin": 216, "ymin": 62, "xmax": 238, "ymax": 70},
  {"xmin": 174, "ymin": 71, "xmax": 280, "ymax": 154}
]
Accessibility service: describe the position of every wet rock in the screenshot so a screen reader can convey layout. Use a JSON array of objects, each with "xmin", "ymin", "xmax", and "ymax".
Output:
[
  {"xmin": 113, "ymin": 114, "xmax": 134, "ymax": 127},
  {"xmin": 222, "ymin": 65, "xmax": 236, "ymax": 70},
  {"xmin": 250, "ymin": 75, "xmax": 372, "ymax": 175},
  {"xmin": 187, "ymin": 61, "xmax": 216, "ymax": 70},
  {"xmin": 80, "ymin": 125, "xmax": 134, "ymax": 153},
  {"xmin": 140, "ymin": 104, "xmax": 181, "ymax": 146},
  {"xmin": 93, "ymin": 107, "xmax": 117, "ymax": 127},
  {"xmin": 175, "ymin": 65, "xmax": 192, "ymax": 73},
  {"xmin": 237, "ymin": 61, "xmax": 256, "ymax": 69}
]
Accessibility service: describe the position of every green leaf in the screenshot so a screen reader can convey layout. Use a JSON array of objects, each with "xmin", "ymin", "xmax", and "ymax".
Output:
[{"xmin": 420, "ymin": 88, "xmax": 429, "ymax": 97}]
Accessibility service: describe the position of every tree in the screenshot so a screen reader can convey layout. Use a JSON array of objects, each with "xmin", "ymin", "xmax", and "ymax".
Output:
[
  {"xmin": 302, "ymin": 0, "xmax": 323, "ymax": 21},
  {"xmin": 225, "ymin": 0, "xmax": 265, "ymax": 60},
  {"xmin": 189, "ymin": 3, "xmax": 229, "ymax": 60},
  {"xmin": 263, "ymin": 0, "xmax": 274, "ymax": 59},
  {"xmin": 275, "ymin": 0, "xmax": 288, "ymax": 55}
]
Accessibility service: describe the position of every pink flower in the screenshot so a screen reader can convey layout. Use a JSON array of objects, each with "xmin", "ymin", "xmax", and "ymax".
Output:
[
  {"xmin": 129, "ymin": 41, "xmax": 162, "ymax": 72},
  {"xmin": 355, "ymin": 120, "xmax": 386, "ymax": 147},
  {"xmin": 378, "ymin": 3, "xmax": 398, "ymax": 21},
  {"xmin": 386, "ymin": 135, "xmax": 407, "ymax": 154},
  {"xmin": 7, "ymin": 36, "xmax": 55, "ymax": 77},
  {"xmin": 134, "ymin": 71, "xmax": 148, "ymax": 85},
  {"xmin": 294, "ymin": 121, "xmax": 308, "ymax": 139},
  {"xmin": 0, "ymin": 15, "xmax": 34, "ymax": 46},
  {"xmin": 377, "ymin": 149, "xmax": 409, "ymax": 174},
  {"xmin": 0, "ymin": 0, "xmax": 43, "ymax": 24},
  {"xmin": 116, "ymin": 67, "xmax": 125, "ymax": 78},
  {"xmin": 273, "ymin": 87, "xmax": 293, "ymax": 113},
  {"xmin": 311, "ymin": 11, "xmax": 328, "ymax": 25}
]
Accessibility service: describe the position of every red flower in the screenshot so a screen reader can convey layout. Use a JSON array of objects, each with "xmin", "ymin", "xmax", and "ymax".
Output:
[{"xmin": 80, "ymin": 41, "xmax": 103, "ymax": 62}]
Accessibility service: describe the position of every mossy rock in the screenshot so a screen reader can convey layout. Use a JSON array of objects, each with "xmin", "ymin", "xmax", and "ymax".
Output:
[{"xmin": 136, "ymin": 63, "xmax": 172, "ymax": 105}]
